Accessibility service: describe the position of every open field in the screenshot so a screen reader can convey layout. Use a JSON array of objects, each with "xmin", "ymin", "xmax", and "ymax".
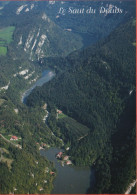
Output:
[
  {"xmin": 0, "ymin": 26, "xmax": 15, "ymax": 44},
  {"xmin": 0, "ymin": 46, "xmax": 7, "ymax": 56},
  {"xmin": 58, "ymin": 113, "xmax": 67, "ymax": 119},
  {"xmin": 0, "ymin": 26, "xmax": 15, "ymax": 55},
  {"xmin": 1, "ymin": 156, "xmax": 13, "ymax": 169}
]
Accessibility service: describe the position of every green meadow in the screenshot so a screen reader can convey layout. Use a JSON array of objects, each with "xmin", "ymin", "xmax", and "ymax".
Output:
[
  {"xmin": 0, "ymin": 46, "xmax": 7, "ymax": 56},
  {"xmin": 0, "ymin": 26, "xmax": 15, "ymax": 56}
]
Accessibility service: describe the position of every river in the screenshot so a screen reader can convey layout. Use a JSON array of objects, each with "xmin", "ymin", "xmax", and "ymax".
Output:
[
  {"xmin": 41, "ymin": 148, "xmax": 95, "ymax": 194},
  {"xmin": 22, "ymin": 69, "xmax": 95, "ymax": 194},
  {"xmin": 21, "ymin": 70, "xmax": 55, "ymax": 103}
]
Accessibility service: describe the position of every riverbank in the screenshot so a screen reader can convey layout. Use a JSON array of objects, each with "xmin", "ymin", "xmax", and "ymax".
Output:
[
  {"xmin": 40, "ymin": 148, "xmax": 95, "ymax": 194},
  {"xmin": 21, "ymin": 70, "xmax": 55, "ymax": 103},
  {"xmin": 21, "ymin": 69, "xmax": 95, "ymax": 194}
]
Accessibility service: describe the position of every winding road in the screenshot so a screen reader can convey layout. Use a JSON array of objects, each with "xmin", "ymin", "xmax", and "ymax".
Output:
[{"xmin": 0, "ymin": 134, "xmax": 22, "ymax": 149}]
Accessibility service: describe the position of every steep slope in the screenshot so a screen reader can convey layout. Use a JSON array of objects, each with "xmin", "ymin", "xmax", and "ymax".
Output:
[
  {"xmin": 44, "ymin": 1, "xmax": 136, "ymax": 47},
  {"xmin": 0, "ymin": 1, "xmax": 136, "ymax": 194},
  {"xmin": 0, "ymin": 2, "xmax": 83, "ymax": 60},
  {"xmin": 0, "ymin": 1, "xmax": 135, "ymax": 60},
  {"xmin": 13, "ymin": 11, "xmax": 83, "ymax": 60},
  {"xmin": 26, "ymin": 18, "xmax": 136, "ymax": 127},
  {"xmin": 26, "ymin": 18, "xmax": 136, "ymax": 193}
]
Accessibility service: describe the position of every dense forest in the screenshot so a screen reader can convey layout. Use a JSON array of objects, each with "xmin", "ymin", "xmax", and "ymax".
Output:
[
  {"xmin": 26, "ymin": 18, "xmax": 136, "ymax": 193},
  {"xmin": 0, "ymin": 137, "xmax": 55, "ymax": 194},
  {"xmin": 0, "ymin": 92, "xmax": 61, "ymax": 193},
  {"xmin": 0, "ymin": 1, "xmax": 136, "ymax": 194}
]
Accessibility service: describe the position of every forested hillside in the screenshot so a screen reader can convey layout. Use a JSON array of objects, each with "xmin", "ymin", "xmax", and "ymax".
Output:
[
  {"xmin": 0, "ymin": 1, "xmax": 135, "ymax": 60},
  {"xmin": 26, "ymin": 18, "xmax": 136, "ymax": 193},
  {"xmin": 0, "ymin": 0, "xmax": 136, "ymax": 194}
]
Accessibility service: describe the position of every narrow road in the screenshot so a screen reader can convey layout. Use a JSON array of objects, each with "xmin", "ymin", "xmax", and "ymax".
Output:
[
  {"xmin": 78, "ymin": 133, "xmax": 88, "ymax": 141},
  {"xmin": 0, "ymin": 134, "xmax": 21, "ymax": 149}
]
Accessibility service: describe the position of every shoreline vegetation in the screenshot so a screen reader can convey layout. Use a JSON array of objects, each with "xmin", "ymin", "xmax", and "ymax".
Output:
[
  {"xmin": 0, "ymin": 1, "xmax": 136, "ymax": 194},
  {"xmin": 25, "ymin": 19, "xmax": 136, "ymax": 194}
]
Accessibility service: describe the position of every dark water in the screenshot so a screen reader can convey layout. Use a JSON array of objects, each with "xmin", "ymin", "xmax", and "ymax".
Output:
[
  {"xmin": 41, "ymin": 148, "xmax": 95, "ymax": 194},
  {"xmin": 21, "ymin": 70, "xmax": 55, "ymax": 103},
  {"xmin": 22, "ymin": 70, "xmax": 95, "ymax": 194}
]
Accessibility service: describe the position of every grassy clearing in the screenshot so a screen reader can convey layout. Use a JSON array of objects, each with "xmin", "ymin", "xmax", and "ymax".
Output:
[
  {"xmin": 0, "ymin": 26, "xmax": 15, "ymax": 44},
  {"xmin": 2, "ymin": 148, "xmax": 9, "ymax": 154},
  {"xmin": 0, "ymin": 40, "xmax": 6, "ymax": 46},
  {"xmin": 11, "ymin": 140, "xmax": 20, "ymax": 145},
  {"xmin": 2, "ymin": 135, "xmax": 21, "ymax": 145},
  {"xmin": 1, "ymin": 157, "xmax": 13, "ymax": 169},
  {"xmin": 0, "ymin": 148, "xmax": 13, "ymax": 169},
  {"xmin": 57, "ymin": 116, "xmax": 90, "ymax": 141},
  {"xmin": 4, "ymin": 135, "xmax": 11, "ymax": 140},
  {"xmin": 0, "ymin": 26, "xmax": 15, "ymax": 56},
  {"xmin": 0, "ymin": 46, "xmax": 7, "ymax": 56},
  {"xmin": 58, "ymin": 113, "xmax": 67, "ymax": 119}
]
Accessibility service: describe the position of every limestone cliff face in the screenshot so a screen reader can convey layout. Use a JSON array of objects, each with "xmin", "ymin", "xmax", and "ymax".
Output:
[{"xmin": 14, "ymin": 3, "xmax": 82, "ymax": 61}]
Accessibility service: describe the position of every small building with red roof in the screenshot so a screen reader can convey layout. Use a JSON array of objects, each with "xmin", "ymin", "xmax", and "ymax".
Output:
[
  {"xmin": 10, "ymin": 136, "xmax": 18, "ymax": 141},
  {"xmin": 66, "ymin": 160, "xmax": 72, "ymax": 165},
  {"xmin": 56, "ymin": 109, "xmax": 62, "ymax": 114},
  {"xmin": 56, "ymin": 152, "xmax": 63, "ymax": 159},
  {"xmin": 50, "ymin": 171, "xmax": 55, "ymax": 175},
  {"xmin": 63, "ymin": 156, "xmax": 69, "ymax": 161}
]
